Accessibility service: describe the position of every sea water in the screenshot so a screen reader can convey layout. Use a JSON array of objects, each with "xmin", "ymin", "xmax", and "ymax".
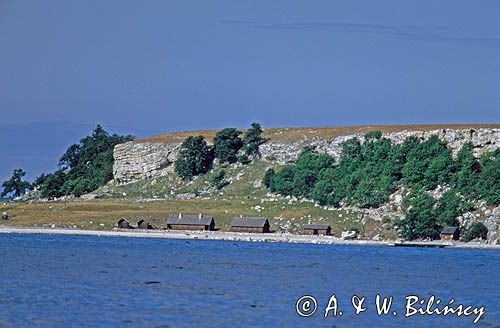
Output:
[{"xmin": 0, "ymin": 234, "xmax": 498, "ymax": 327}]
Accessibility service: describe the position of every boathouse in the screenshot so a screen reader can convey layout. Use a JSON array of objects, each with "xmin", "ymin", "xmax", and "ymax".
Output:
[
  {"xmin": 303, "ymin": 224, "xmax": 331, "ymax": 236},
  {"xmin": 166, "ymin": 213, "xmax": 216, "ymax": 231},
  {"xmin": 117, "ymin": 218, "xmax": 131, "ymax": 229},
  {"xmin": 230, "ymin": 217, "xmax": 270, "ymax": 233},
  {"xmin": 137, "ymin": 219, "xmax": 154, "ymax": 230},
  {"xmin": 440, "ymin": 226, "xmax": 460, "ymax": 241}
]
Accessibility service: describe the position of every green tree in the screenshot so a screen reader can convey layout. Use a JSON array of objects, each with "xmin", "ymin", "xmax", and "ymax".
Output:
[
  {"xmin": 399, "ymin": 192, "xmax": 440, "ymax": 240},
  {"xmin": 270, "ymin": 165, "xmax": 295, "ymax": 195},
  {"xmin": 59, "ymin": 143, "xmax": 81, "ymax": 170},
  {"xmin": 30, "ymin": 173, "xmax": 47, "ymax": 191},
  {"xmin": 40, "ymin": 170, "xmax": 67, "ymax": 199},
  {"xmin": 311, "ymin": 179, "xmax": 337, "ymax": 206},
  {"xmin": 174, "ymin": 135, "xmax": 214, "ymax": 180},
  {"xmin": 352, "ymin": 175, "xmax": 392, "ymax": 208},
  {"xmin": 435, "ymin": 190, "xmax": 462, "ymax": 226},
  {"xmin": 1, "ymin": 169, "xmax": 31, "ymax": 198},
  {"xmin": 452, "ymin": 142, "xmax": 480, "ymax": 197},
  {"xmin": 477, "ymin": 150, "xmax": 500, "ymax": 205},
  {"xmin": 462, "ymin": 222, "xmax": 488, "ymax": 241},
  {"xmin": 402, "ymin": 135, "xmax": 454, "ymax": 189},
  {"xmin": 213, "ymin": 128, "xmax": 243, "ymax": 163},
  {"xmin": 242, "ymin": 122, "xmax": 264, "ymax": 158}
]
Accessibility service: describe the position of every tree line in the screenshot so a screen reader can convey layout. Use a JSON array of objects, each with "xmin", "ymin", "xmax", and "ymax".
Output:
[{"xmin": 1, "ymin": 125, "xmax": 134, "ymax": 199}]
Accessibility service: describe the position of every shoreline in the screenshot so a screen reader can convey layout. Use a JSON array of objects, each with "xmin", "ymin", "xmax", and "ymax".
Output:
[{"xmin": 1, "ymin": 225, "xmax": 499, "ymax": 250}]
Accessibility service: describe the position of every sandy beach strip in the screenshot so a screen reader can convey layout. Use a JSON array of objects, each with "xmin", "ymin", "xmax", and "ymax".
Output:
[{"xmin": 0, "ymin": 225, "xmax": 498, "ymax": 250}]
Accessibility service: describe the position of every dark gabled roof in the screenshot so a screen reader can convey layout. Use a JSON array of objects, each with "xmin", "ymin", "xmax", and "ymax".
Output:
[
  {"xmin": 117, "ymin": 218, "xmax": 129, "ymax": 224},
  {"xmin": 166, "ymin": 214, "xmax": 214, "ymax": 226},
  {"xmin": 441, "ymin": 226, "xmax": 459, "ymax": 234},
  {"xmin": 231, "ymin": 217, "xmax": 269, "ymax": 228},
  {"xmin": 303, "ymin": 224, "xmax": 331, "ymax": 230},
  {"xmin": 137, "ymin": 219, "xmax": 148, "ymax": 224}
]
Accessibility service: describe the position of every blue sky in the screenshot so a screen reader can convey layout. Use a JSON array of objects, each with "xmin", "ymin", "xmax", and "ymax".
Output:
[{"xmin": 1, "ymin": 0, "xmax": 500, "ymax": 181}]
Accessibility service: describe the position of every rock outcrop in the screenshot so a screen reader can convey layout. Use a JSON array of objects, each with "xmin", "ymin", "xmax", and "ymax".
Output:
[
  {"xmin": 113, "ymin": 142, "xmax": 181, "ymax": 184},
  {"xmin": 260, "ymin": 128, "xmax": 500, "ymax": 164},
  {"xmin": 113, "ymin": 128, "xmax": 500, "ymax": 184}
]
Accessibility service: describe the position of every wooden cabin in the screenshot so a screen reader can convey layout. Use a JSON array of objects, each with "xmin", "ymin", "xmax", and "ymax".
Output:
[
  {"xmin": 440, "ymin": 226, "xmax": 460, "ymax": 241},
  {"xmin": 166, "ymin": 213, "xmax": 216, "ymax": 231},
  {"xmin": 117, "ymin": 218, "xmax": 131, "ymax": 229},
  {"xmin": 137, "ymin": 219, "xmax": 154, "ymax": 230},
  {"xmin": 303, "ymin": 224, "xmax": 331, "ymax": 236},
  {"xmin": 230, "ymin": 217, "xmax": 270, "ymax": 233}
]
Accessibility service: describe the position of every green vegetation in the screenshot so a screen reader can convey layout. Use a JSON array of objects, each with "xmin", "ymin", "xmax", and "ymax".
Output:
[
  {"xmin": 398, "ymin": 192, "xmax": 440, "ymax": 240},
  {"xmin": 210, "ymin": 169, "xmax": 229, "ymax": 190},
  {"xmin": 1, "ymin": 169, "xmax": 31, "ymax": 198},
  {"xmin": 263, "ymin": 131, "xmax": 500, "ymax": 240},
  {"xmin": 38, "ymin": 125, "xmax": 134, "ymax": 198},
  {"xmin": 477, "ymin": 149, "xmax": 500, "ymax": 205},
  {"xmin": 213, "ymin": 128, "xmax": 243, "ymax": 163},
  {"xmin": 462, "ymin": 222, "xmax": 488, "ymax": 241},
  {"xmin": 263, "ymin": 168, "xmax": 275, "ymax": 189},
  {"xmin": 40, "ymin": 170, "xmax": 67, "ymax": 198},
  {"xmin": 174, "ymin": 123, "xmax": 264, "ymax": 181},
  {"xmin": 398, "ymin": 190, "xmax": 472, "ymax": 240},
  {"xmin": 242, "ymin": 122, "xmax": 264, "ymax": 157},
  {"xmin": 174, "ymin": 135, "xmax": 214, "ymax": 180}
]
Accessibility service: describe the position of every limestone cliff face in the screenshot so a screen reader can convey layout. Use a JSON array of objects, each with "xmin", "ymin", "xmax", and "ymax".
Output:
[
  {"xmin": 113, "ymin": 142, "xmax": 181, "ymax": 184},
  {"xmin": 113, "ymin": 128, "xmax": 500, "ymax": 185}
]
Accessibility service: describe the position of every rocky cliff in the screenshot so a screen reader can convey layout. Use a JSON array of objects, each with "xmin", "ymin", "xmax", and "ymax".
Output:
[{"xmin": 114, "ymin": 127, "xmax": 500, "ymax": 185}]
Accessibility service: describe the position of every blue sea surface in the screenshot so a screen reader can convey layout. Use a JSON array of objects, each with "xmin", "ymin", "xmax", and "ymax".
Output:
[{"xmin": 0, "ymin": 234, "xmax": 498, "ymax": 327}]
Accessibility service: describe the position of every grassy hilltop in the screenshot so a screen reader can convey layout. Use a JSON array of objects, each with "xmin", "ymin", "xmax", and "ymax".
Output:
[{"xmin": 138, "ymin": 124, "xmax": 500, "ymax": 143}]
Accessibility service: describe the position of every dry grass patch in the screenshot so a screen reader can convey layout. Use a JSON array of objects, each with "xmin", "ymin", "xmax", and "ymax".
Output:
[{"xmin": 136, "ymin": 124, "xmax": 500, "ymax": 144}]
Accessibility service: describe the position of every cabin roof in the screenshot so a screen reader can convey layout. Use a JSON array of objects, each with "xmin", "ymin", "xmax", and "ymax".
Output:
[
  {"xmin": 441, "ymin": 226, "xmax": 459, "ymax": 234},
  {"xmin": 166, "ymin": 214, "xmax": 214, "ymax": 226},
  {"xmin": 231, "ymin": 217, "xmax": 269, "ymax": 228},
  {"xmin": 137, "ymin": 219, "xmax": 148, "ymax": 224},
  {"xmin": 117, "ymin": 218, "xmax": 129, "ymax": 224},
  {"xmin": 303, "ymin": 224, "xmax": 331, "ymax": 230}
]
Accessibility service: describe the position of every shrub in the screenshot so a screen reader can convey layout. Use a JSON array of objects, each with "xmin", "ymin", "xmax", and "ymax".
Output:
[
  {"xmin": 237, "ymin": 154, "xmax": 251, "ymax": 165},
  {"xmin": 210, "ymin": 169, "xmax": 229, "ymax": 190},
  {"xmin": 262, "ymin": 168, "xmax": 275, "ymax": 189},
  {"xmin": 462, "ymin": 222, "xmax": 488, "ymax": 241},
  {"xmin": 364, "ymin": 130, "xmax": 382, "ymax": 140}
]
